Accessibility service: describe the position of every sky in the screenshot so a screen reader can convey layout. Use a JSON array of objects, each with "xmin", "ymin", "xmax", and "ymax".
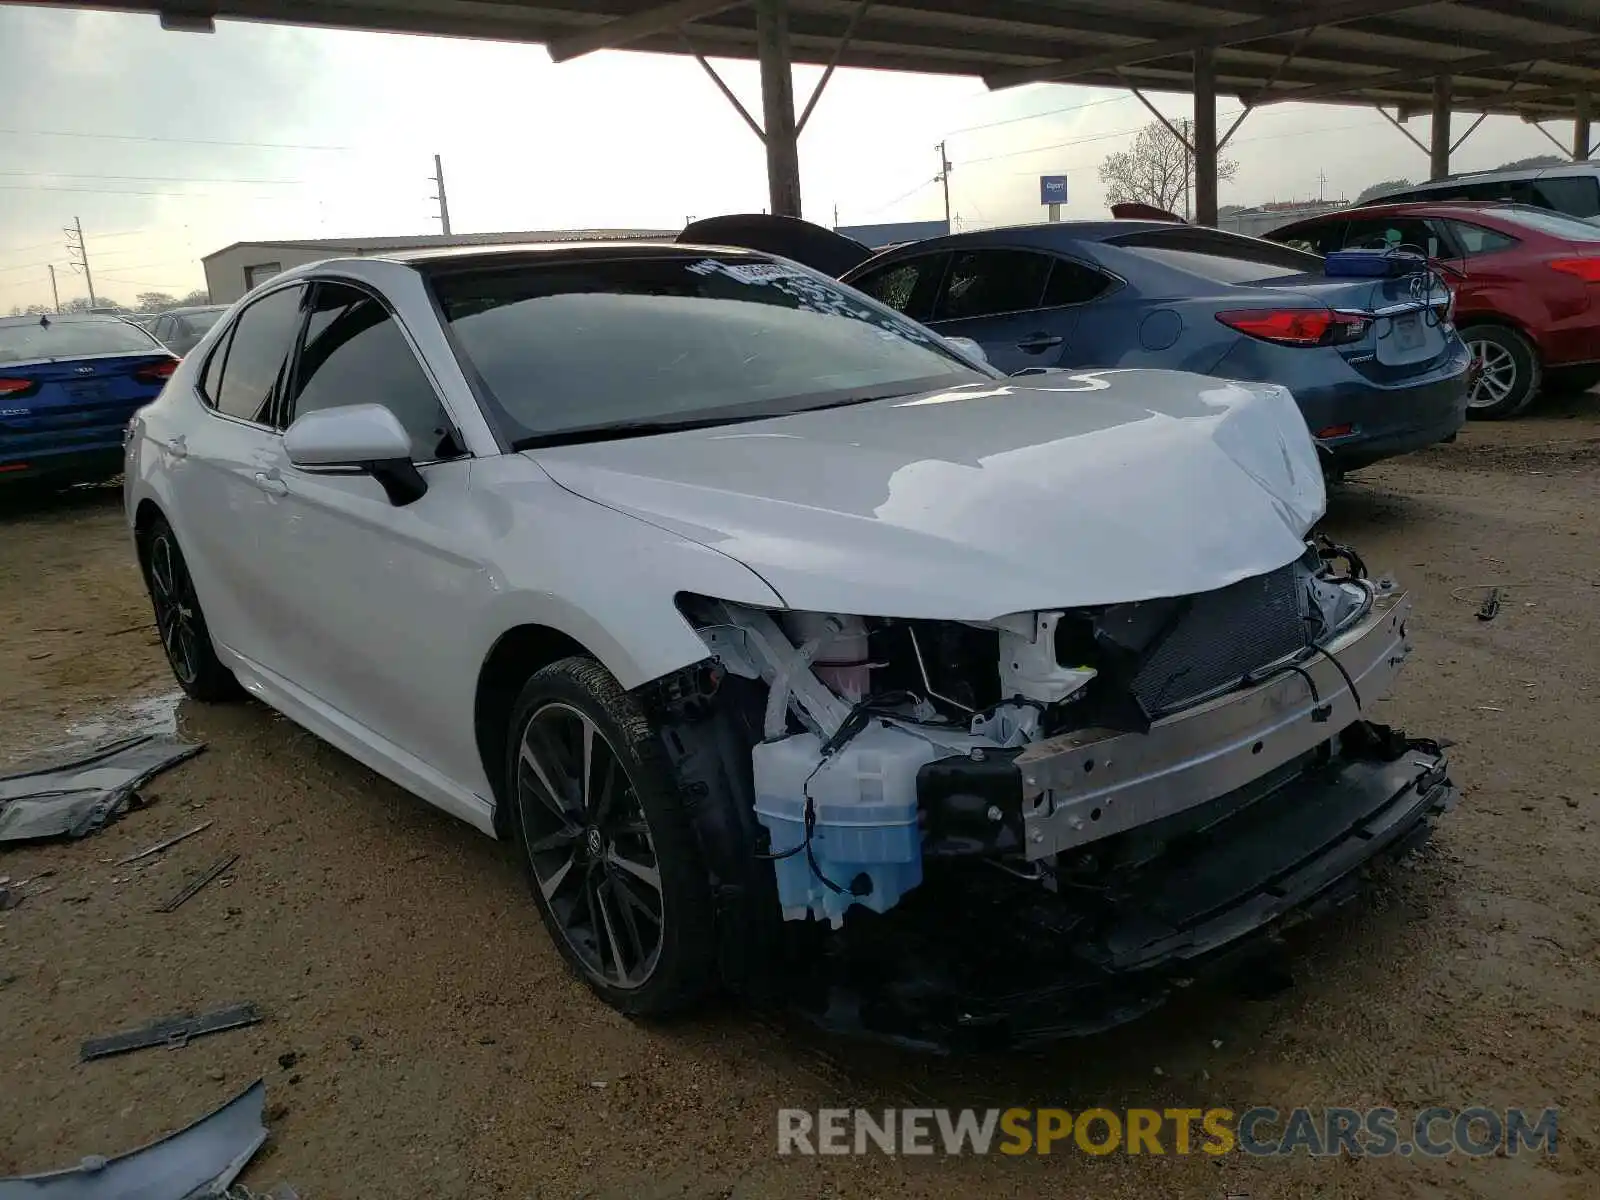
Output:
[{"xmin": 0, "ymin": 3, "xmax": 1582, "ymax": 313}]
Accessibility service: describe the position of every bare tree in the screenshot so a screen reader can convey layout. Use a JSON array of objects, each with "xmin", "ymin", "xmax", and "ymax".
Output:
[
  {"xmin": 9, "ymin": 303, "xmax": 54, "ymax": 317},
  {"xmin": 136, "ymin": 291, "xmax": 179, "ymax": 313},
  {"xmin": 178, "ymin": 288, "xmax": 211, "ymax": 307},
  {"xmin": 1098, "ymin": 120, "xmax": 1238, "ymax": 216}
]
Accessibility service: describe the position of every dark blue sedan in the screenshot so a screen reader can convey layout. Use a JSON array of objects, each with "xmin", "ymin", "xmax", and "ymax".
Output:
[
  {"xmin": 1, "ymin": 313, "xmax": 179, "ymax": 489},
  {"xmin": 838, "ymin": 221, "xmax": 1471, "ymax": 473}
]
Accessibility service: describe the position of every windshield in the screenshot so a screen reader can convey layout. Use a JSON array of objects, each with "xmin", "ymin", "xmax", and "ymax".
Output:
[
  {"xmin": 430, "ymin": 254, "xmax": 986, "ymax": 446},
  {"xmin": 1494, "ymin": 206, "xmax": 1600, "ymax": 242},
  {"xmin": 0, "ymin": 316, "xmax": 161, "ymax": 365}
]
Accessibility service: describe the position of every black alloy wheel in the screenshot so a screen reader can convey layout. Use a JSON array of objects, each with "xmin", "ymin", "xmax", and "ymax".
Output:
[
  {"xmin": 517, "ymin": 700, "xmax": 666, "ymax": 991},
  {"xmin": 140, "ymin": 516, "xmax": 240, "ymax": 702},
  {"xmin": 148, "ymin": 526, "xmax": 202, "ymax": 687}
]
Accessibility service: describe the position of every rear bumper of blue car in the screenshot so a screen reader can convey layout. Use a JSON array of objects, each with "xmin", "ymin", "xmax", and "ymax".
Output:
[
  {"xmin": 0, "ymin": 429, "xmax": 130, "ymax": 486},
  {"xmin": 1214, "ymin": 335, "xmax": 1471, "ymax": 472}
]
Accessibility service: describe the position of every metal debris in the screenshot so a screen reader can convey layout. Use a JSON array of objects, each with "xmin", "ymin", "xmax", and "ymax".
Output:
[
  {"xmin": 158, "ymin": 852, "xmax": 239, "ymax": 913},
  {"xmin": 0, "ymin": 735, "xmax": 203, "ymax": 843},
  {"xmin": 80, "ymin": 1002, "xmax": 263, "ymax": 1062},
  {"xmin": 0, "ymin": 1078, "xmax": 267, "ymax": 1199},
  {"xmin": 118, "ymin": 820, "xmax": 214, "ymax": 866},
  {"xmin": 1476, "ymin": 587, "xmax": 1502, "ymax": 622}
]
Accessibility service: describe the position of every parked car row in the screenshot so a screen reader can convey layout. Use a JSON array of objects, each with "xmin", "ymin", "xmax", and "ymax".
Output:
[
  {"xmin": 0, "ymin": 313, "xmax": 179, "ymax": 488},
  {"xmin": 0, "ymin": 303, "xmax": 229, "ymax": 490},
  {"xmin": 832, "ymin": 220, "xmax": 1469, "ymax": 471},
  {"xmin": 1267, "ymin": 202, "xmax": 1600, "ymax": 418}
]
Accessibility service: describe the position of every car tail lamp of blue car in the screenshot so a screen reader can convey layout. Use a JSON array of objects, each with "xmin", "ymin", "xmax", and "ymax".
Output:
[
  {"xmin": 0, "ymin": 376, "xmax": 41, "ymax": 399},
  {"xmin": 1216, "ymin": 308, "xmax": 1371, "ymax": 347},
  {"xmin": 134, "ymin": 357, "xmax": 180, "ymax": 385}
]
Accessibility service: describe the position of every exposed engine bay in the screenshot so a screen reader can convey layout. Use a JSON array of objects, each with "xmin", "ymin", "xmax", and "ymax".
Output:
[{"xmin": 646, "ymin": 537, "xmax": 1455, "ymax": 1049}]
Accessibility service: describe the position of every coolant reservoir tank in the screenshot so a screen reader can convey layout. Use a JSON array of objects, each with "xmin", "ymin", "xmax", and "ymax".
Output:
[{"xmin": 782, "ymin": 612, "xmax": 871, "ymax": 703}]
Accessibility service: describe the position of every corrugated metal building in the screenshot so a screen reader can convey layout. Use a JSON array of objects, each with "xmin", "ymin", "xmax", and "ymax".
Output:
[{"xmin": 201, "ymin": 229, "xmax": 677, "ymax": 303}]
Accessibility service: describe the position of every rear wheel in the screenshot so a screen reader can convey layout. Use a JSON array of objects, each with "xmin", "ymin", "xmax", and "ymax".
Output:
[
  {"xmin": 1463, "ymin": 325, "xmax": 1541, "ymax": 420},
  {"xmin": 507, "ymin": 656, "xmax": 715, "ymax": 1016},
  {"xmin": 140, "ymin": 516, "xmax": 241, "ymax": 702}
]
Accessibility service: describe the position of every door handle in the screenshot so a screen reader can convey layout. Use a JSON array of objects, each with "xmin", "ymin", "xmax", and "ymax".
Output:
[
  {"xmin": 253, "ymin": 471, "xmax": 288, "ymax": 497},
  {"xmin": 164, "ymin": 435, "xmax": 187, "ymax": 459},
  {"xmin": 1016, "ymin": 334, "xmax": 1064, "ymax": 353}
]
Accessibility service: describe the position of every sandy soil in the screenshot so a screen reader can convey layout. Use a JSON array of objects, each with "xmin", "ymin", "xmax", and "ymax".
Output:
[{"xmin": 1, "ymin": 396, "xmax": 1597, "ymax": 1199}]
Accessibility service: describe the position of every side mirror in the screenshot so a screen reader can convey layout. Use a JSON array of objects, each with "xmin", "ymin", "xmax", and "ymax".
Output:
[
  {"xmin": 943, "ymin": 335, "xmax": 989, "ymax": 366},
  {"xmin": 283, "ymin": 403, "xmax": 427, "ymax": 506}
]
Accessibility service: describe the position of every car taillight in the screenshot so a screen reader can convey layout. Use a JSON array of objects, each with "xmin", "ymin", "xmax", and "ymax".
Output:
[
  {"xmin": 1548, "ymin": 257, "xmax": 1600, "ymax": 283},
  {"xmin": 1215, "ymin": 308, "xmax": 1369, "ymax": 347},
  {"xmin": 0, "ymin": 377, "xmax": 39, "ymax": 398},
  {"xmin": 133, "ymin": 357, "xmax": 180, "ymax": 384}
]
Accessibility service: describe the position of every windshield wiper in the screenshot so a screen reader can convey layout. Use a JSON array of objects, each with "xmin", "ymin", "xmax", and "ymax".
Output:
[{"xmin": 510, "ymin": 416, "xmax": 748, "ymax": 450}]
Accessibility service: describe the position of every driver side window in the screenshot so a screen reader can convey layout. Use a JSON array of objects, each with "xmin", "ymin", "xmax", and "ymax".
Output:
[{"xmin": 286, "ymin": 282, "xmax": 464, "ymax": 462}]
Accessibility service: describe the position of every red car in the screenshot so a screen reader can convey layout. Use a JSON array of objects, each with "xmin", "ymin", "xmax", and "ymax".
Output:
[{"xmin": 1268, "ymin": 203, "xmax": 1600, "ymax": 418}]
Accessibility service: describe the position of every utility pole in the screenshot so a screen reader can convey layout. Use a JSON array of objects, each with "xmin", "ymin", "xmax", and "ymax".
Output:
[
  {"xmin": 65, "ymin": 217, "xmax": 96, "ymax": 308},
  {"xmin": 48, "ymin": 265, "xmax": 60, "ymax": 314},
  {"xmin": 833, "ymin": 202, "xmax": 840, "ymax": 229},
  {"xmin": 937, "ymin": 141, "xmax": 953, "ymax": 229},
  {"xmin": 429, "ymin": 154, "xmax": 452, "ymax": 236}
]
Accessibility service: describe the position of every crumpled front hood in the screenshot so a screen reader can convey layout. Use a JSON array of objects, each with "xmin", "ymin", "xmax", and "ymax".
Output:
[{"xmin": 528, "ymin": 369, "xmax": 1326, "ymax": 618}]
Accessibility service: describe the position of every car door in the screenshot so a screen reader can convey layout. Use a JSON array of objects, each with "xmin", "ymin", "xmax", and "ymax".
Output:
[
  {"xmin": 925, "ymin": 248, "xmax": 1092, "ymax": 374},
  {"xmin": 162, "ymin": 283, "xmax": 307, "ymax": 671},
  {"xmin": 247, "ymin": 278, "xmax": 482, "ymax": 782}
]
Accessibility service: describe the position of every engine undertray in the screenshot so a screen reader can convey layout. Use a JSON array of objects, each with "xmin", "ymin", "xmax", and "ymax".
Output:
[{"xmin": 785, "ymin": 729, "xmax": 1455, "ymax": 1052}]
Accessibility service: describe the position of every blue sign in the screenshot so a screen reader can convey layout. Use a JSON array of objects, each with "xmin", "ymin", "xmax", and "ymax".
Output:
[{"xmin": 1040, "ymin": 175, "xmax": 1068, "ymax": 205}]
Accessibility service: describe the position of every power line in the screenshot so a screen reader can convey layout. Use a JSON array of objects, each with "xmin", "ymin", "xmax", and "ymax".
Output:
[
  {"xmin": 944, "ymin": 93, "xmax": 1131, "ymax": 136},
  {"xmin": 0, "ymin": 125, "xmax": 351, "ymax": 151},
  {"xmin": 953, "ymin": 109, "xmax": 1250, "ymax": 168},
  {"xmin": 0, "ymin": 183, "xmax": 287, "ymax": 199},
  {"xmin": 857, "ymin": 175, "xmax": 938, "ymax": 219},
  {"xmin": 0, "ymin": 169, "xmax": 308, "ymax": 185},
  {"xmin": 0, "ymin": 238, "xmax": 62, "ymax": 258}
]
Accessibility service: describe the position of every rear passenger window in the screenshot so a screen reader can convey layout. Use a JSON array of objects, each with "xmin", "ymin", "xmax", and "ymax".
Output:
[
  {"xmin": 209, "ymin": 286, "xmax": 303, "ymax": 425},
  {"xmin": 1447, "ymin": 222, "xmax": 1519, "ymax": 256},
  {"xmin": 935, "ymin": 250, "xmax": 1053, "ymax": 321},
  {"xmin": 1042, "ymin": 259, "xmax": 1112, "ymax": 307},
  {"xmin": 287, "ymin": 282, "xmax": 462, "ymax": 462},
  {"xmin": 1341, "ymin": 218, "xmax": 1441, "ymax": 257},
  {"xmin": 849, "ymin": 255, "xmax": 944, "ymax": 321},
  {"xmin": 1533, "ymin": 175, "xmax": 1600, "ymax": 218}
]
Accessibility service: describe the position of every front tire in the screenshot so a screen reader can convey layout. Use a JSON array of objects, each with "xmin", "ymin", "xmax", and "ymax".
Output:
[
  {"xmin": 507, "ymin": 656, "xmax": 716, "ymax": 1016},
  {"xmin": 139, "ymin": 516, "xmax": 241, "ymax": 703},
  {"xmin": 1463, "ymin": 325, "xmax": 1541, "ymax": 420}
]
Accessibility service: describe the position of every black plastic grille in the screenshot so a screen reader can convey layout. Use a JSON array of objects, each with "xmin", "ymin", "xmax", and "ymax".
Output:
[{"xmin": 1131, "ymin": 564, "xmax": 1308, "ymax": 717}]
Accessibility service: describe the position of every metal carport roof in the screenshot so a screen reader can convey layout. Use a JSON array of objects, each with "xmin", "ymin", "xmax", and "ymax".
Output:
[{"xmin": 12, "ymin": 0, "xmax": 1599, "ymax": 220}]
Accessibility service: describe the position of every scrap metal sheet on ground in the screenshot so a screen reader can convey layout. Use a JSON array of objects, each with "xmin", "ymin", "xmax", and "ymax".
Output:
[
  {"xmin": 0, "ymin": 734, "xmax": 204, "ymax": 843},
  {"xmin": 0, "ymin": 1079, "xmax": 266, "ymax": 1199}
]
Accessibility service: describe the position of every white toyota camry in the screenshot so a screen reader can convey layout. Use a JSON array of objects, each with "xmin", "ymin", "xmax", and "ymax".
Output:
[{"xmin": 125, "ymin": 242, "xmax": 1455, "ymax": 1048}]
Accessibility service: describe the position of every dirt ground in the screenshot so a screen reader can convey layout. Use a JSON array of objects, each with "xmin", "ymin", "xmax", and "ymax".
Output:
[{"xmin": 2, "ymin": 395, "xmax": 1597, "ymax": 1199}]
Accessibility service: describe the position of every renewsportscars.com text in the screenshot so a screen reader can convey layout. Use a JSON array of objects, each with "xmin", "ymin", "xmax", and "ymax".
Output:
[{"xmin": 777, "ymin": 1106, "xmax": 1558, "ymax": 1158}]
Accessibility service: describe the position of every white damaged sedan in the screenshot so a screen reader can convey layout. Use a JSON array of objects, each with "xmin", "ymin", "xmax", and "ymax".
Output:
[{"xmin": 125, "ymin": 243, "xmax": 1454, "ymax": 1048}]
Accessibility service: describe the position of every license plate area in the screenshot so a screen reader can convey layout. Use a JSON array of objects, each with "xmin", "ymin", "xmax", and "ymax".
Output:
[{"xmin": 1376, "ymin": 309, "xmax": 1442, "ymax": 366}]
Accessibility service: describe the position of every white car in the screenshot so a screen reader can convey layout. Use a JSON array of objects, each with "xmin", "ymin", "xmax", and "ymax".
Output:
[{"xmin": 125, "ymin": 243, "xmax": 1455, "ymax": 1047}]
